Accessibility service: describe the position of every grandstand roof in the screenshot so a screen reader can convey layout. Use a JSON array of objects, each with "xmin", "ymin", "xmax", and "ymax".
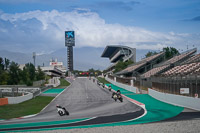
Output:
[
  {"xmin": 117, "ymin": 52, "xmax": 165, "ymax": 75},
  {"xmin": 101, "ymin": 45, "xmax": 136, "ymax": 73},
  {"xmin": 161, "ymin": 48, "xmax": 197, "ymax": 66},
  {"xmin": 101, "ymin": 45, "xmax": 120, "ymax": 58},
  {"xmin": 181, "ymin": 53, "xmax": 200, "ymax": 65},
  {"xmin": 101, "ymin": 45, "xmax": 135, "ymax": 60},
  {"xmin": 140, "ymin": 48, "xmax": 197, "ymax": 78}
]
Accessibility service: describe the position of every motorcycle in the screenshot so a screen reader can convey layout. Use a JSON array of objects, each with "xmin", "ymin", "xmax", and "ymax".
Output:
[
  {"xmin": 56, "ymin": 105, "xmax": 69, "ymax": 116},
  {"xmin": 112, "ymin": 94, "xmax": 118, "ymax": 102},
  {"xmin": 112, "ymin": 92, "xmax": 123, "ymax": 102},
  {"xmin": 117, "ymin": 94, "xmax": 123, "ymax": 102}
]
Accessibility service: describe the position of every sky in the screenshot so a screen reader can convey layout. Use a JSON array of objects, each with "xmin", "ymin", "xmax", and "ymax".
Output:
[{"xmin": 0, "ymin": 0, "xmax": 200, "ymax": 55}]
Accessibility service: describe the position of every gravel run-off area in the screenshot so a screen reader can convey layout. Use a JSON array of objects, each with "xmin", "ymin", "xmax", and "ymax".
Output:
[{"xmin": 25, "ymin": 119, "xmax": 200, "ymax": 133}]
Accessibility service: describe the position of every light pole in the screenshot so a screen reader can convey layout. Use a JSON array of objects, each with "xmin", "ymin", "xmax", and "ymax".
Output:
[{"xmin": 33, "ymin": 52, "xmax": 36, "ymax": 66}]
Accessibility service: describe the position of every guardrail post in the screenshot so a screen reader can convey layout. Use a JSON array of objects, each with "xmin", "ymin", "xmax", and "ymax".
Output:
[
  {"xmin": 0, "ymin": 89, "xmax": 2, "ymax": 98},
  {"xmin": 131, "ymin": 80, "xmax": 133, "ymax": 86}
]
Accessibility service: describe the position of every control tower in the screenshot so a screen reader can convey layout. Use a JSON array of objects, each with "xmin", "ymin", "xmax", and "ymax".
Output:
[{"xmin": 65, "ymin": 31, "xmax": 75, "ymax": 72}]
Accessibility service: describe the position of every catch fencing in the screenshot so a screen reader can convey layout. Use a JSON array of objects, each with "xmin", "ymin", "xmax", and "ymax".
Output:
[
  {"xmin": 107, "ymin": 75, "xmax": 133, "ymax": 86},
  {"xmin": 151, "ymin": 75, "xmax": 200, "ymax": 98}
]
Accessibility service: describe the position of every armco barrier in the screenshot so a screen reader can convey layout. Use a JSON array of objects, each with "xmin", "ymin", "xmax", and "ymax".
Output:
[
  {"xmin": 7, "ymin": 92, "xmax": 33, "ymax": 104},
  {"xmin": 105, "ymin": 77, "xmax": 137, "ymax": 93},
  {"xmin": 0, "ymin": 98, "xmax": 8, "ymax": 106},
  {"xmin": 149, "ymin": 88, "xmax": 200, "ymax": 111}
]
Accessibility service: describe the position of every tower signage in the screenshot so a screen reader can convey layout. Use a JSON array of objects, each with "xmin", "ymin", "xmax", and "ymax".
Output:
[{"xmin": 65, "ymin": 31, "xmax": 75, "ymax": 46}]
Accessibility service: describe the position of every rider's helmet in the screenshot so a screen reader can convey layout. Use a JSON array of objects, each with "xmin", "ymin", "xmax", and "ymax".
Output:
[
  {"xmin": 117, "ymin": 89, "xmax": 120, "ymax": 92},
  {"xmin": 56, "ymin": 104, "xmax": 60, "ymax": 107}
]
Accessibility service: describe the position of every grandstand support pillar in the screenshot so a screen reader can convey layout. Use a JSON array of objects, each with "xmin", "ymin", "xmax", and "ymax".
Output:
[
  {"xmin": 0, "ymin": 89, "xmax": 2, "ymax": 98},
  {"xmin": 163, "ymin": 77, "xmax": 165, "ymax": 93},
  {"xmin": 180, "ymin": 76, "xmax": 182, "ymax": 95},
  {"xmin": 145, "ymin": 66, "xmax": 147, "ymax": 72},
  {"xmin": 195, "ymin": 75, "xmax": 197, "ymax": 95},
  {"xmin": 106, "ymin": 75, "xmax": 108, "ymax": 78},
  {"xmin": 131, "ymin": 80, "xmax": 133, "ymax": 86},
  {"xmin": 114, "ymin": 77, "xmax": 116, "ymax": 82}
]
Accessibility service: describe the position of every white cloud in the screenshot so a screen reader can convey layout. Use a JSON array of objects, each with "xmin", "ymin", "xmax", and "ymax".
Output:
[{"xmin": 0, "ymin": 9, "xmax": 199, "ymax": 53}]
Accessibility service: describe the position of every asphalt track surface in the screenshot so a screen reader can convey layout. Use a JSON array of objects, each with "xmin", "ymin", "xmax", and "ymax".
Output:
[{"xmin": 0, "ymin": 78, "xmax": 143, "ymax": 132}]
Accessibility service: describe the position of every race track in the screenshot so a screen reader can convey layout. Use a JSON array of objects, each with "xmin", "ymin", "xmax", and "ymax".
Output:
[{"xmin": 0, "ymin": 78, "xmax": 143, "ymax": 132}]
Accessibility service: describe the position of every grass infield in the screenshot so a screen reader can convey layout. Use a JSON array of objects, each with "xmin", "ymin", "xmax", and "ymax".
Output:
[
  {"xmin": 0, "ymin": 96, "xmax": 54, "ymax": 119},
  {"xmin": 55, "ymin": 78, "xmax": 70, "ymax": 88},
  {"xmin": 97, "ymin": 77, "xmax": 110, "ymax": 84}
]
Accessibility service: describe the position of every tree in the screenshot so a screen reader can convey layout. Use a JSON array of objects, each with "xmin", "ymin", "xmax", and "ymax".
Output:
[
  {"xmin": 145, "ymin": 51, "xmax": 158, "ymax": 58},
  {"xmin": 4, "ymin": 58, "xmax": 10, "ymax": 70},
  {"xmin": 25, "ymin": 63, "xmax": 36, "ymax": 81},
  {"xmin": 21, "ymin": 67, "xmax": 29, "ymax": 85},
  {"xmin": 88, "ymin": 68, "xmax": 95, "ymax": 73},
  {"xmin": 8, "ymin": 62, "xmax": 20, "ymax": 85},
  {"xmin": 114, "ymin": 60, "xmax": 134, "ymax": 73},
  {"xmin": 0, "ymin": 57, "xmax": 4, "ymax": 71},
  {"xmin": 0, "ymin": 71, "xmax": 9, "ymax": 85},
  {"xmin": 163, "ymin": 47, "xmax": 179, "ymax": 59},
  {"xmin": 0, "ymin": 57, "xmax": 46, "ymax": 86},
  {"xmin": 36, "ymin": 66, "xmax": 45, "ymax": 80}
]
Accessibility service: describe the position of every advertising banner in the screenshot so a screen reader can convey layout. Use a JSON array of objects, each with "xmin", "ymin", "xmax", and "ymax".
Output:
[
  {"xmin": 180, "ymin": 88, "xmax": 189, "ymax": 94},
  {"xmin": 65, "ymin": 31, "xmax": 75, "ymax": 46}
]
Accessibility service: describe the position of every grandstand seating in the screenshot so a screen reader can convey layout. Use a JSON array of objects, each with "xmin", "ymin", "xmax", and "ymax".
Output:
[
  {"xmin": 181, "ymin": 53, "xmax": 200, "ymax": 65},
  {"xmin": 163, "ymin": 62, "xmax": 200, "ymax": 76},
  {"xmin": 120, "ymin": 62, "xmax": 146, "ymax": 73},
  {"xmin": 140, "ymin": 48, "xmax": 198, "ymax": 78},
  {"xmin": 118, "ymin": 52, "xmax": 164, "ymax": 74},
  {"xmin": 162, "ymin": 48, "xmax": 196, "ymax": 65},
  {"xmin": 141, "ymin": 65, "xmax": 169, "ymax": 78}
]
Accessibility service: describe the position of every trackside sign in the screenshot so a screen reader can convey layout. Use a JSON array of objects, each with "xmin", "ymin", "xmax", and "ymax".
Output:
[{"xmin": 180, "ymin": 88, "xmax": 189, "ymax": 94}]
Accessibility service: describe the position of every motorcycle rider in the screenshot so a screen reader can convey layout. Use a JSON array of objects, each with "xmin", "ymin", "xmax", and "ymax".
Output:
[
  {"xmin": 56, "ymin": 104, "xmax": 69, "ymax": 116},
  {"xmin": 56, "ymin": 104, "xmax": 62, "ymax": 108},
  {"xmin": 112, "ymin": 91, "xmax": 117, "ymax": 98},
  {"xmin": 102, "ymin": 83, "xmax": 105, "ymax": 88},
  {"xmin": 117, "ymin": 89, "xmax": 121, "ymax": 95},
  {"xmin": 108, "ymin": 85, "xmax": 112, "ymax": 91},
  {"xmin": 116, "ymin": 90, "xmax": 123, "ymax": 102}
]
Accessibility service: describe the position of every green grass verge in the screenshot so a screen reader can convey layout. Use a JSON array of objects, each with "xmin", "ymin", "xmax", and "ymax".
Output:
[
  {"xmin": 0, "ymin": 96, "xmax": 54, "ymax": 119},
  {"xmin": 97, "ymin": 77, "xmax": 110, "ymax": 84},
  {"xmin": 55, "ymin": 78, "xmax": 70, "ymax": 88}
]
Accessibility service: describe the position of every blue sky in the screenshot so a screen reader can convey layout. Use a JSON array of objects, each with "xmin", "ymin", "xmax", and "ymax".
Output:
[{"xmin": 0, "ymin": 0, "xmax": 200, "ymax": 54}]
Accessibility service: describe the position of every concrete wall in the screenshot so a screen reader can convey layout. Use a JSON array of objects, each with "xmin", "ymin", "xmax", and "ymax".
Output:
[
  {"xmin": 105, "ymin": 77, "xmax": 137, "ymax": 93},
  {"xmin": 7, "ymin": 92, "xmax": 33, "ymax": 104},
  {"xmin": 149, "ymin": 88, "xmax": 200, "ymax": 111},
  {"xmin": 45, "ymin": 77, "xmax": 60, "ymax": 87},
  {"xmin": 0, "ymin": 87, "xmax": 40, "ymax": 93}
]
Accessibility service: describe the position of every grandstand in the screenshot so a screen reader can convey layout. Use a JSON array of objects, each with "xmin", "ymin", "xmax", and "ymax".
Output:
[
  {"xmin": 181, "ymin": 53, "xmax": 200, "ymax": 65},
  {"xmin": 140, "ymin": 48, "xmax": 197, "ymax": 78},
  {"xmin": 163, "ymin": 62, "xmax": 200, "ymax": 76},
  {"xmin": 101, "ymin": 45, "xmax": 136, "ymax": 74},
  {"xmin": 41, "ymin": 66, "xmax": 64, "ymax": 77},
  {"xmin": 103, "ymin": 47, "xmax": 200, "ymax": 98},
  {"xmin": 116, "ymin": 52, "xmax": 165, "ymax": 76}
]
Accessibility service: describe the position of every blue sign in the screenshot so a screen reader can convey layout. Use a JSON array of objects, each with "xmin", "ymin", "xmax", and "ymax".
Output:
[
  {"xmin": 65, "ymin": 31, "xmax": 75, "ymax": 46},
  {"xmin": 65, "ymin": 31, "xmax": 74, "ymax": 38}
]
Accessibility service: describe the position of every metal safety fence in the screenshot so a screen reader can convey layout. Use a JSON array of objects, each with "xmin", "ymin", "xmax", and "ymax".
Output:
[
  {"xmin": 151, "ymin": 75, "xmax": 200, "ymax": 98},
  {"xmin": 107, "ymin": 75, "xmax": 132, "ymax": 86}
]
